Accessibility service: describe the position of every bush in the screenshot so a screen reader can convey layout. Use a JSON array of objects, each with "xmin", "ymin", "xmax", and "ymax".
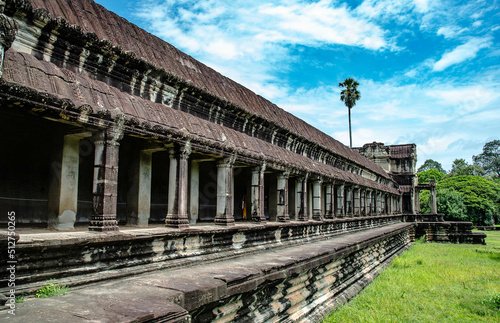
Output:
[
  {"xmin": 35, "ymin": 281, "xmax": 68, "ymax": 298},
  {"xmin": 419, "ymin": 188, "xmax": 467, "ymax": 221}
]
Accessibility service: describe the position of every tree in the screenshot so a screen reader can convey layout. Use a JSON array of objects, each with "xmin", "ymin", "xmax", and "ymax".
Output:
[
  {"xmin": 417, "ymin": 169, "xmax": 445, "ymax": 184},
  {"xmin": 449, "ymin": 158, "xmax": 483, "ymax": 176},
  {"xmin": 419, "ymin": 188, "xmax": 467, "ymax": 221},
  {"xmin": 417, "ymin": 159, "xmax": 446, "ymax": 174},
  {"xmin": 473, "ymin": 140, "xmax": 500, "ymax": 178},
  {"xmin": 339, "ymin": 78, "xmax": 360, "ymax": 148},
  {"xmin": 438, "ymin": 175, "xmax": 500, "ymax": 226}
]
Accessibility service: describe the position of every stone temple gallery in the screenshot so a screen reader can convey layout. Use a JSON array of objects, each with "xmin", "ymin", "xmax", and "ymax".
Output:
[{"xmin": 0, "ymin": 0, "xmax": 485, "ymax": 322}]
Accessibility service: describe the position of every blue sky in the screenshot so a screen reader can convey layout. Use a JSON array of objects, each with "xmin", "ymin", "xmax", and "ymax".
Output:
[{"xmin": 94, "ymin": 0, "xmax": 500, "ymax": 171}]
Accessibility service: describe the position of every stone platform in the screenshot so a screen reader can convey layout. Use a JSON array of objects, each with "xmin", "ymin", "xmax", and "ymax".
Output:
[
  {"xmin": 1, "ymin": 216, "xmax": 406, "ymax": 295},
  {"xmin": 407, "ymin": 214, "xmax": 487, "ymax": 244},
  {"xmin": 1, "ymin": 217, "xmax": 414, "ymax": 322}
]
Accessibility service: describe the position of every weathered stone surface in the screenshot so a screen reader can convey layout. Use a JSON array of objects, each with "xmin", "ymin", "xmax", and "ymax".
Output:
[
  {"xmin": 0, "ymin": 216, "xmax": 406, "ymax": 296},
  {"xmin": 415, "ymin": 220, "xmax": 486, "ymax": 244},
  {"xmin": 1, "ymin": 223, "xmax": 413, "ymax": 323}
]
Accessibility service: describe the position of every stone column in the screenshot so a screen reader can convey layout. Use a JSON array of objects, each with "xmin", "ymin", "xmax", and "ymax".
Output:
[
  {"xmin": 89, "ymin": 127, "xmax": 123, "ymax": 232},
  {"xmin": 430, "ymin": 180, "xmax": 438, "ymax": 214},
  {"xmin": 376, "ymin": 191, "xmax": 381, "ymax": 215},
  {"xmin": 298, "ymin": 175, "xmax": 309, "ymax": 221},
  {"xmin": 414, "ymin": 189, "xmax": 421, "ymax": 214},
  {"xmin": 353, "ymin": 187, "xmax": 360, "ymax": 216},
  {"xmin": 324, "ymin": 183, "xmax": 334, "ymax": 219},
  {"xmin": 312, "ymin": 179, "xmax": 323, "ymax": 221},
  {"xmin": 127, "ymin": 149, "xmax": 153, "ymax": 227},
  {"xmin": 277, "ymin": 171, "xmax": 290, "ymax": 222},
  {"xmin": 189, "ymin": 160, "xmax": 199, "ymax": 225},
  {"xmin": 288, "ymin": 178, "xmax": 298, "ymax": 221},
  {"xmin": 345, "ymin": 186, "xmax": 353, "ymax": 217},
  {"xmin": 367, "ymin": 190, "xmax": 372, "ymax": 216},
  {"xmin": 165, "ymin": 143, "xmax": 191, "ymax": 228},
  {"xmin": 215, "ymin": 155, "xmax": 236, "ymax": 226},
  {"xmin": 48, "ymin": 133, "xmax": 87, "ymax": 231},
  {"xmin": 360, "ymin": 189, "xmax": 366, "ymax": 216},
  {"xmin": 336, "ymin": 183, "xmax": 345, "ymax": 218},
  {"xmin": 251, "ymin": 164, "xmax": 267, "ymax": 223}
]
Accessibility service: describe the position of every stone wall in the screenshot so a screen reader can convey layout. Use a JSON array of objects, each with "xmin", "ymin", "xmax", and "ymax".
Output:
[
  {"xmin": 2, "ymin": 216, "xmax": 405, "ymax": 296},
  {"xmin": 1, "ymin": 221, "xmax": 414, "ymax": 323}
]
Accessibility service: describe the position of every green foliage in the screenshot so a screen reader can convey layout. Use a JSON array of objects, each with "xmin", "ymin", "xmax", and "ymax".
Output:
[
  {"xmin": 417, "ymin": 159, "xmax": 446, "ymax": 174},
  {"xmin": 419, "ymin": 188, "xmax": 467, "ymax": 221},
  {"xmin": 417, "ymin": 169, "xmax": 445, "ymax": 184},
  {"xmin": 338, "ymin": 78, "xmax": 360, "ymax": 109},
  {"xmin": 473, "ymin": 140, "xmax": 500, "ymax": 178},
  {"xmin": 35, "ymin": 281, "xmax": 68, "ymax": 298},
  {"xmin": 15, "ymin": 293, "xmax": 26, "ymax": 303},
  {"xmin": 485, "ymin": 291, "xmax": 500, "ymax": 309},
  {"xmin": 450, "ymin": 158, "xmax": 484, "ymax": 176},
  {"xmin": 438, "ymin": 175, "xmax": 500, "ymax": 226},
  {"xmin": 323, "ymin": 231, "xmax": 500, "ymax": 323}
]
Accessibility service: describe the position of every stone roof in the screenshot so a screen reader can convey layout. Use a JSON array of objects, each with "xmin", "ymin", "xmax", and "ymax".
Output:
[
  {"xmin": 2, "ymin": 0, "xmax": 399, "ymax": 193},
  {"xmin": 389, "ymin": 144, "xmax": 416, "ymax": 159}
]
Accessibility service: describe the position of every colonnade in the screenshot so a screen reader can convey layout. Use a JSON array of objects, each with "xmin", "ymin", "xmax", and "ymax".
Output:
[{"xmin": 49, "ymin": 132, "xmax": 402, "ymax": 231}]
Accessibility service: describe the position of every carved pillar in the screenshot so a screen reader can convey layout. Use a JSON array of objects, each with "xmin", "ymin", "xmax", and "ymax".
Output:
[
  {"xmin": 298, "ymin": 174, "xmax": 309, "ymax": 221},
  {"xmin": 367, "ymin": 190, "xmax": 373, "ymax": 216},
  {"xmin": 360, "ymin": 188, "xmax": 366, "ymax": 216},
  {"xmin": 165, "ymin": 143, "xmax": 191, "ymax": 228},
  {"xmin": 324, "ymin": 183, "xmax": 334, "ymax": 219},
  {"xmin": 312, "ymin": 179, "xmax": 323, "ymax": 221},
  {"xmin": 127, "ymin": 149, "xmax": 153, "ymax": 227},
  {"xmin": 376, "ymin": 191, "xmax": 381, "ymax": 215},
  {"xmin": 336, "ymin": 183, "xmax": 345, "ymax": 218},
  {"xmin": 89, "ymin": 127, "xmax": 123, "ymax": 232},
  {"xmin": 430, "ymin": 180, "xmax": 438, "ymax": 214},
  {"xmin": 0, "ymin": 2, "xmax": 18, "ymax": 79},
  {"xmin": 189, "ymin": 160, "xmax": 199, "ymax": 225},
  {"xmin": 353, "ymin": 187, "xmax": 360, "ymax": 217},
  {"xmin": 414, "ymin": 188, "xmax": 421, "ymax": 214},
  {"xmin": 48, "ymin": 133, "xmax": 88, "ymax": 231},
  {"xmin": 215, "ymin": 155, "xmax": 236, "ymax": 226},
  {"xmin": 251, "ymin": 164, "xmax": 267, "ymax": 223},
  {"xmin": 345, "ymin": 186, "xmax": 353, "ymax": 217},
  {"xmin": 288, "ymin": 178, "xmax": 298, "ymax": 221},
  {"xmin": 277, "ymin": 171, "xmax": 290, "ymax": 222}
]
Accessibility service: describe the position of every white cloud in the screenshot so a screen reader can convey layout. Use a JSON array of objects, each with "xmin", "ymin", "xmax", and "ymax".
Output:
[
  {"xmin": 426, "ymin": 86, "xmax": 499, "ymax": 112},
  {"xmin": 437, "ymin": 26, "xmax": 468, "ymax": 39},
  {"xmin": 473, "ymin": 20, "xmax": 484, "ymax": 28},
  {"xmin": 257, "ymin": 1, "xmax": 387, "ymax": 50},
  {"xmin": 433, "ymin": 37, "xmax": 493, "ymax": 71},
  {"xmin": 128, "ymin": 0, "xmax": 500, "ymax": 170},
  {"xmin": 413, "ymin": 0, "xmax": 429, "ymax": 13}
]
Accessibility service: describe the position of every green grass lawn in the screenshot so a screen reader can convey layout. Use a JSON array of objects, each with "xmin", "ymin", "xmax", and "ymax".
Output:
[{"xmin": 323, "ymin": 231, "xmax": 500, "ymax": 323}]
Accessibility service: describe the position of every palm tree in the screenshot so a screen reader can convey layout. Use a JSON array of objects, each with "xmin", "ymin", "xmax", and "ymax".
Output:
[{"xmin": 339, "ymin": 78, "xmax": 360, "ymax": 148}]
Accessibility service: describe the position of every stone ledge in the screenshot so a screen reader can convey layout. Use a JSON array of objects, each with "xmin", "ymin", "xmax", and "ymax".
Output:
[
  {"xmin": 1, "ymin": 223, "xmax": 414, "ymax": 322},
  {"xmin": 2, "ymin": 216, "xmax": 405, "ymax": 295}
]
